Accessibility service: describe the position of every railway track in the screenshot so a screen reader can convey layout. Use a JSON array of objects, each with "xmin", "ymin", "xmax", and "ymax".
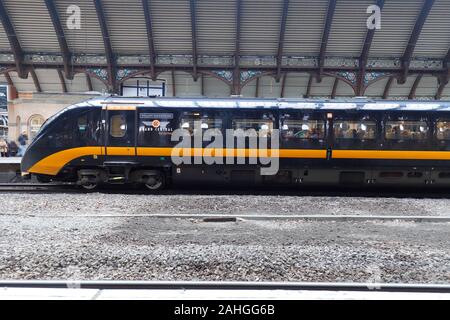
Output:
[
  {"xmin": 3, "ymin": 213, "xmax": 449, "ymax": 222},
  {"xmin": 1, "ymin": 280, "xmax": 450, "ymax": 293},
  {"xmin": 0, "ymin": 183, "xmax": 75, "ymax": 192},
  {"xmin": 2, "ymin": 281, "xmax": 450, "ymax": 300},
  {"xmin": 2, "ymin": 181, "xmax": 450, "ymax": 198}
]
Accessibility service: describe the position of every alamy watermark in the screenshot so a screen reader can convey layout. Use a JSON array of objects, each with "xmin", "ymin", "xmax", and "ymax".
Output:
[
  {"xmin": 170, "ymin": 121, "xmax": 280, "ymax": 176},
  {"xmin": 66, "ymin": 5, "xmax": 81, "ymax": 30},
  {"xmin": 367, "ymin": 5, "xmax": 382, "ymax": 30},
  {"xmin": 366, "ymin": 264, "xmax": 382, "ymax": 290},
  {"xmin": 64, "ymin": 4, "xmax": 382, "ymax": 32}
]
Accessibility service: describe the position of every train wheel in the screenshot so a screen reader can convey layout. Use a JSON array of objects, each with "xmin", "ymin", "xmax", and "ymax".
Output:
[
  {"xmin": 77, "ymin": 169, "xmax": 103, "ymax": 191},
  {"xmin": 144, "ymin": 172, "xmax": 165, "ymax": 191},
  {"xmin": 81, "ymin": 182, "xmax": 98, "ymax": 191}
]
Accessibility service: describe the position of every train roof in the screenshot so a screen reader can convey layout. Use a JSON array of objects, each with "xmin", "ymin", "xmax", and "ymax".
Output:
[{"xmin": 78, "ymin": 96, "xmax": 450, "ymax": 112}]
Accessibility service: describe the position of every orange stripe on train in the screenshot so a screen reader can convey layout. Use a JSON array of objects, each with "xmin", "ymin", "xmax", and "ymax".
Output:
[{"xmin": 27, "ymin": 147, "xmax": 450, "ymax": 176}]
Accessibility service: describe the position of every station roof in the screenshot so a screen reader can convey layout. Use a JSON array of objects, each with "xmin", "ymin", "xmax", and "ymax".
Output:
[{"xmin": 0, "ymin": 0, "xmax": 450, "ymax": 100}]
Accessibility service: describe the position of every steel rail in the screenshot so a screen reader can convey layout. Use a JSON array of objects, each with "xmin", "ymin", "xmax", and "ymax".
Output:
[
  {"xmin": 0, "ymin": 183, "xmax": 76, "ymax": 192},
  {"xmin": 0, "ymin": 280, "xmax": 449, "ymax": 293},
  {"xmin": 6, "ymin": 213, "xmax": 449, "ymax": 223}
]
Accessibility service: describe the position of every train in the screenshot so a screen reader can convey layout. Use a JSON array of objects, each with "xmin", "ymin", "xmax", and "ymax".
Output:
[{"xmin": 20, "ymin": 96, "xmax": 450, "ymax": 190}]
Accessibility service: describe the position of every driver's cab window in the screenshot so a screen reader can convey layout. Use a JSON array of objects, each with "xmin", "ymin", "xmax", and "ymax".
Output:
[{"xmin": 110, "ymin": 115, "xmax": 127, "ymax": 138}]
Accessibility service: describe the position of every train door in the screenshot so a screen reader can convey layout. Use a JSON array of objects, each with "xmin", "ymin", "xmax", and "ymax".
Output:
[{"xmin": 104, "ymin": 106, "xmax": 137, "ymax": 162}]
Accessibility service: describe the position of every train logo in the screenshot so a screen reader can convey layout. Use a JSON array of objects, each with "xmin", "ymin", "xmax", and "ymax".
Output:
[{"xmin": 152, "ymin": 119, "xmax": 161, "ymax": 128}]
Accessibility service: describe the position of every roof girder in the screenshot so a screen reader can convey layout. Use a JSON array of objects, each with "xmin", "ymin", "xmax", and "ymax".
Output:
[
  {"xmin": 189, "ymin": 0, "xmax": 198, "ymax": 81},
  {"xmin": 142, "ymin": 0, "xmax": 156, "ymax": 81},
  {"xmin": 93, "ymin": 0, "xmax": 117, "ymax": 92},
  {"xmin": 400, "ymin": 0, "xmax": 435, "ymax": 84},
  {"xmin": 356, "ymin": 0, "xmax": 385, "ymax": 95},
  {"xmin": 57, "ymin": 68, "xmax": 68, "ymax": 93},
  {"xmin": 276, "ymin": 0, "xmax": 290, "ymax": 82},
  {"xmin": 30, "ymin": 68, "xmax": 42, "ymax": 92},
  {"xmin": 232, "ymin": 0, "xmax": 242, "ymax": 95},
  {"xmin": 317, "ymin": 0, "xmax": 337, "ymax": 82},
  {"xmin": 44, "ymin": 0, "xmax": 73, "ymax": 80},
  {"xmin": 0, "ymin": 0, "xmax": 26, "ymax": 78}
]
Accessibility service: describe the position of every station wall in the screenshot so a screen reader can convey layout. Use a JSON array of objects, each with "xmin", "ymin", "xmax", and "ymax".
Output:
[{"xmin": 7, "ymin": 93, "xmax": 100, "ymax": 142}]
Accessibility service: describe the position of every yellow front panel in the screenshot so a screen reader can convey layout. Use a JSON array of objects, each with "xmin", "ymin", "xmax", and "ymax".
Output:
[{"xmin": 28, "ymin": 147, "xmax": 103, "ymax": 176}]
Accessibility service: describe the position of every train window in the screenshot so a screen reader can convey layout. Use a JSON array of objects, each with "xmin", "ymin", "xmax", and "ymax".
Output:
[
  {"xmin": 436, "ymin": 121, "xmax": 450, "ymax": 140},
  {"xmin": 77, "ymin": 115, "xmax": 88, "ymax": 132},
  {"xmin": 140, "ymin": 113, "xmax": 174, "ymax": 133},
  {"xmin": 138, "ymin": 112, "xmax": 175, "ymax": 147},
  {"xmin": 385, "ymin": 121, "xmax": 428, "ymax": 140},
  {"xmin": 334, "ymin": 121, "xmax": 376, "ymax": 140},
  {"xmin": 281, "ymin": 120, "xmax": 325, "ymax": 140},
  {"xmin": 110, "ymin": 115, "xmax": 127, "ymax": 138},
  {"xmin": 232, "ymin": 119, "xmax": 273, "ymax": 136},
  {"xmin": 180, "ymin": 112, "xmax": 223, "ymax": 134}
]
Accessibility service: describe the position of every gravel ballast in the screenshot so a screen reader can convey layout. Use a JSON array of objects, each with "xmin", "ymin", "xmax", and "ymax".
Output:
[
  {"xmin": 0, "ymin": 192, "xmax": 449, "ymax": 283},
  {"xmin": 2, "ymin": 192, "xmax": 450, "ymax": 216},
  {"xmin": 0, "ymin": 215, "xmax": 449, "ymax": 283}
]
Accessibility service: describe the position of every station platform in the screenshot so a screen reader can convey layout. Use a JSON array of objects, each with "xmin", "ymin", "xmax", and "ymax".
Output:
[
  {"xmin": 1, "ymin": 286, "xmax": 450, "ymax": 300},
  {"xmin": 0, "ymin": 157, "xmax": 21, "ymax": 183},
  {"xmin": 0, "ymin": 157, "xmax": 21, "ymax": 164}
]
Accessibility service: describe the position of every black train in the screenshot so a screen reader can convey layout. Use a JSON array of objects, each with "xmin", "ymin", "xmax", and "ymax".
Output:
[{"xmin": 21, "ymin": 96, "xmax": 450, "ymax": 190}]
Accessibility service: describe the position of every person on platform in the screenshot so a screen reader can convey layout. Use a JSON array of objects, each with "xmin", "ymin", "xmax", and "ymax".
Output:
[
  {"xmin": 0, "ymin": 138, "xmax": 8, "ymax": 157},
  {"xmin": 7, "ymin": 140, "xmax": 18, "ymax": 157},
  {"xmin": 17, "ymin": 131, "xmax": 28, "ymax": 157}
]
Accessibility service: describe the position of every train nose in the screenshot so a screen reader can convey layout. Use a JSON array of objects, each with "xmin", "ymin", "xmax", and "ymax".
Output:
[{"xmin": 20, "ymin": 146, "xmax": 34, "ymax": 173}]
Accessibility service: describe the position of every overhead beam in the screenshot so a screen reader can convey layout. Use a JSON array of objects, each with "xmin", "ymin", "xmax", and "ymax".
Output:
[
  {"xmin": 57, "ymin": 69, "xmax": 67, "ymax": 93},
  {"xmin": 0, "ymin": 0, "xmax": 26, "ymax": 78},
  {"xmin": 444, "ymin": 48, "xmax": 450, "ymax": 71},
  {"xmin": 317, "ymin": 0, "xmax": 336, "ymax": 82},
  {"xmin": 171, "ymin": 69, "xmax": 176, "ymax": 97},
  {"xmin": 93, "ymin": 0, "xmax": 117, "ymax": 92},
  {"xmin": 439, "ymin": 47, "xmax": 450, "ymax": 92},
  {"xmin": 4, "ymin": 71, "xmax": 17, "ymax": 99},
  {"xmin": 305, "ymin": 73, "xmax": 314, "ymax": 98},
  {"xmin": 4, "ymin": 71, "xmax": 13, "ymax": 87},
  {"xmin": 400, "ymin": 0, "xmax": 435, "ymax": 83},
  {"xmin": 142, "ymin": 0, "xmax": 156, "ymax": 81},
  {"xmin": 276, "ymin": 0, "xmax": 289, "ymax": 81},
  {"xmin": 189, "ymin": 0, "xmax": 198, "ymax": 81},
  {"xmin": 382, "ymin": 75, "xmax": 394, "ymax": 99},
  {"xmin": 255, "ymin": 77, "xmax": 260, "ymax": 98},
  {"xmin": 331, "ymin": 77, "xmax": 339, "ymax": 99},
  {"xmin": 44, "ymin": 0, "xmax": 73, "ymax": 80},
  {"xmin": 232, "ymin": 0, "xmax": 242, "ymax": 95},
  {"xmin": 0, "ymin": 52, "xmax": 449, "ymax": 76},
  {"xmin": 408, "ymin": 74, "xmax": 423, "ymax": 99},
  {"xmin": 280, "ymin": 73, "xmax": 288, "ymax": 98},
  {"xmin": 200, "ymin": 73, "xmax": 205, "ymax": 96},
  {"xmin": 85, "ymin": 73, "xmax": 93, "ymax": 91},
  {"xmin": 435, "ymin": 76, "xmax": 448, "ymax": 100},
  {"xmin": 29, "ymin": 68, "xmax": 42, "ymax": 93},
  {"xmin": 357, "ymin": 0, "xmax": 385, "ymax": 95}
]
